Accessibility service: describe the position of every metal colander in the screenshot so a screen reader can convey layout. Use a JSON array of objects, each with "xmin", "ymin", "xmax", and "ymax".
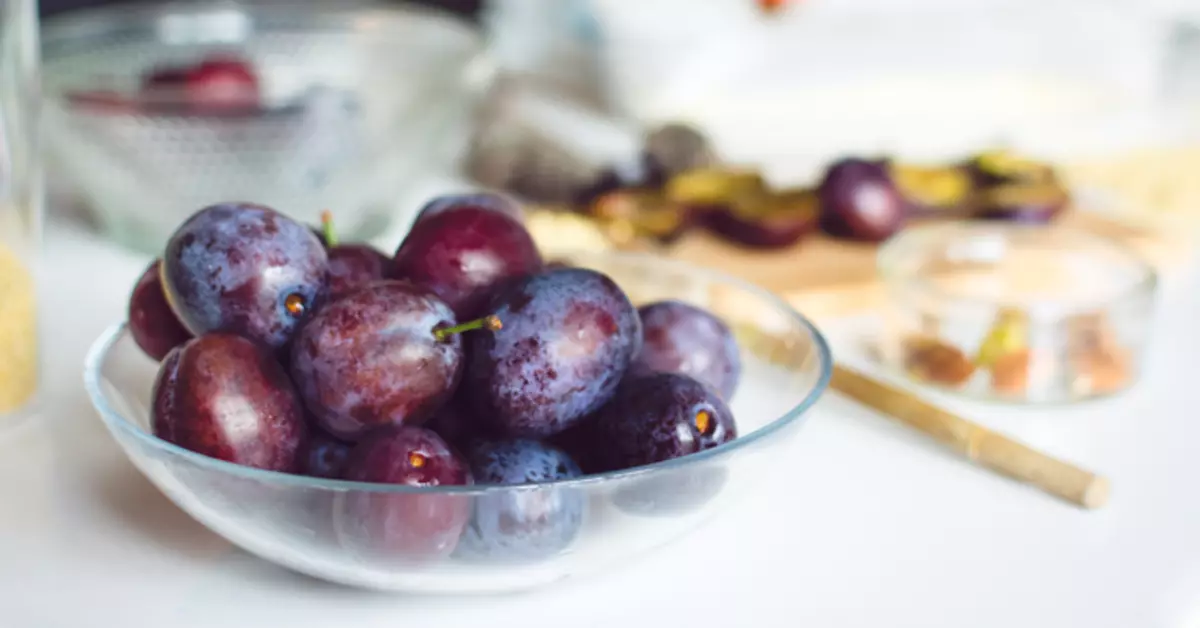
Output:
[{"xmin": 42, "ymin": 1, "xmax": 490, "ymax": 253}]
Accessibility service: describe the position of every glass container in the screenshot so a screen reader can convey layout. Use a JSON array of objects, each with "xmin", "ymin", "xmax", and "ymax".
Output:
[
  {"xmin": 84, "ymin": 250, "xmax": 831, "ymax": 593},
  {"xmin": 0, "ymin": 0, "xmax": 41, "ymax": 427},
  {"xmin": 877, "ymin": 223, "xmax": 1158, "ymax": 404}
]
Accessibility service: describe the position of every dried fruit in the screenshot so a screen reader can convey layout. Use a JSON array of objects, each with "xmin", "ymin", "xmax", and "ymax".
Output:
[
  {"xmin": 903, "ymin": 336, "xmax": 975, "ymax": 387},
  {"xmin": 990, "ymin": 349, "xmax": 1031, "ymax": 396},
  {"xmin": 975, "ymin": 308, "xmax": 1029, "ymax": 368},
  {"xmin": 1065, "ymin": 312, "xmax": 1131, "ymax": 396},
  {"xmin": 1069, "ymin": 351, "xmax": 1131, "ymax": 396}
]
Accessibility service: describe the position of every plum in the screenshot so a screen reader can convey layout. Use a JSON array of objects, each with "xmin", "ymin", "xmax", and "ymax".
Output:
[
  {"xmin": 456, "ymin": 439, "xmax": 585, "ymax": 561},
  {"xmin": 333, "ymin": 427, "xmax": 472, "ymax": 563},
  {"xmin": 817, "ymin": 157, "xmax": 908, "ymax": 242},
  {"xmin": 161, "ymin": 202, "xmax": 328, "ymax": 351},
  {"xmin": 128, "ymin": 259, "xmax": 192, "ymax": 361},
  {"xmin": 151, "ymin": 333, "xmax": 308, "ymax": 471}
]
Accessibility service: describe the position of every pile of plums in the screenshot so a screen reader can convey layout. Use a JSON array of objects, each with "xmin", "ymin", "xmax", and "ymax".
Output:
[
  {"xmin": 127, "ymin": 193, "xmax": 744, "ymax": 562},
  {"xmin": 550, "ymin": 122, "xmax": 1070, "ymax": 250}
]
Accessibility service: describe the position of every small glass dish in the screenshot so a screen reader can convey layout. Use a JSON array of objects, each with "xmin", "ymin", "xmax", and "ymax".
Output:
[
  {"xmin": 877, "ymin": 223, "xmax": 1158, "ymax": 404},
  {"xmin": 83, "ymin": 251, "xmax": 831, "ymax": 593}
]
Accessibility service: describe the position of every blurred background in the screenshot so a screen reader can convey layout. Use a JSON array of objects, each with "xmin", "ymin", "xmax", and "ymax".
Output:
[{"xmin": 32, "ymin": 0, "xmax": 1200, "ymax": 264}]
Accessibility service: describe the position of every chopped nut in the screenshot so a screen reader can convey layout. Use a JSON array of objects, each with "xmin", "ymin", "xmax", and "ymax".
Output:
[
  {"xmin": 990, "ymin": 349, "xmax": 1031, "ymax": 396},
  {"xmin": 903, "ymin": 336, "xmax": 976, "ymax": 387}
]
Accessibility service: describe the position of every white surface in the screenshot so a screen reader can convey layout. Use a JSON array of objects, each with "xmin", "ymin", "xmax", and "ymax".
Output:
[{"xmin": 2, "ymin": 184, "xmax": 1200, "ymax": 627}]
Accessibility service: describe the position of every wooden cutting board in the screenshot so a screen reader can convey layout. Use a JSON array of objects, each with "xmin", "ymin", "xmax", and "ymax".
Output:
[{"xmin": 664, "ymin": 208, "xmax": 1192, "ymax": 323}]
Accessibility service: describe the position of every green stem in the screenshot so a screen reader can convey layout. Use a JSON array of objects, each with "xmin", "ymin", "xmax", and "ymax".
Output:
[
  {"xmin": 321, "ymin": 210, "xmax": 339, "ymax": 247},
  {"xmin": 434, "ymin": 315, "xmax": 502, "ymax": 342}
]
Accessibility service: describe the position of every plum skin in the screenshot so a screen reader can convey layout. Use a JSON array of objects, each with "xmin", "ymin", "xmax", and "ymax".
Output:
[
  {"xmin": 633, "ymin": 300, "xmax": 742, "ymax": 399},
  {"xmin": 333, "ymin": 427, "xmax": 472, "ymax": 563},
  {"xmin": 456, "ymin": 439, "xmax": 586, "ymax": 561},
  {"xmin": 817, "ymin": 158, "xmax": 908, "ymax": 242},
  {"xmin": 464, "ymin": 267, "xmax": 642, "ymax": 439},
  {"xmin": 162, "ymin": 202, "xmax": 329, "ymax": 351},
  {"xmin": 128, "ymin": 259, "xmax": 192, "ymax": 361},
  {"xmin": 558, "ymin": 372, "xmax": 737, "ymax": 474},
  {"xmin": 151, "ymin": 333, "xmax": 308, "ymax": 471},
  {"xmin": 288, "ymin": 280, "xmax": 463, "ymax": 441},
  {"xmin": 390, "ymin": 205, "xmax": 543, "ymax": 320}
]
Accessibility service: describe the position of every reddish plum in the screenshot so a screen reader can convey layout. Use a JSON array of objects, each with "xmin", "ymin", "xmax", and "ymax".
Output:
[
  {"xmin": 288, "ymin": 281, "xmax": 471, "ymax": 441},
  {"xmin": 151, "ymin": 333, "xmax": 308, "ymax": 471},
  {"xmin": 464, "ymin": 268, "xmax": 642, "ymax": 438},
  {"xmin": 634, "ymin": 301, "xmax": 742, "ymax": 399},
  {"xmin": 817, "ymin": 158, "xmax": 907, "ymax": 242},
  {"xmin": 318, "ymin": 211, "xmax": 387, "ymax": 299},
  {"xmin": 391, "ymin": 205, "xmax": 543, "ymax": 319},
  {"xmin": 183, "ymin": 56, "xmax": 260, "ymax": 111},
  {"xmin": 128, "ymin": 259, "xmax": 192, "ymax": 361},
  {"xmin": 333, "ymin": 427, "xmax": 472, "ymax": 563},
  {"xmin": 414, "ymin": 192, "xmax": 524, "ymax": 224},
  {"xmin": 162, "ymin": 202, "xmax": 328, "ymax": 351}
]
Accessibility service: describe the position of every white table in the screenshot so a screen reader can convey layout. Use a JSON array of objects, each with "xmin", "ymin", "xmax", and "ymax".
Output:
[{"xmin": 4, "ymin": 189, "xmax": 1200, "ymax": 628}]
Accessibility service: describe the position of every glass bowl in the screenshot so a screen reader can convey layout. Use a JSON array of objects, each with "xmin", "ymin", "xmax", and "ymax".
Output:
[
  {"xmin": 877, "ymin": 222, "xmax": 1158, "ymax": 404},
  {"xmin": 82, "ymin": 251, "xmax": 831, "ymax": 593},
  {"xmin": 42, "ymin": 0, "xmax": 491, "ymax": 255}
]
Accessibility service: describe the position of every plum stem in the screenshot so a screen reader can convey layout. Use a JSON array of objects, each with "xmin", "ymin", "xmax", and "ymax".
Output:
[
  {"xmin": 434, "ymin": 315, "xmax": 502, "ymax": 342},
  {"xmin": 321, "ymin": 210, "xmax": 338, "ymax": 247}
]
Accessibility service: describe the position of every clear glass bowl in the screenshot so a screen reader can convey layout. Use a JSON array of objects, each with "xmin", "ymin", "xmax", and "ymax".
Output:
[
  {"xmin": 877, "ymin": 223, "xmax": 1159, "ymax": 404},
  {"xmin": 41, "ymin": 0, "xmax": 490, "ymax": 255},
  {"xmin": 83, "ymin": 251, "xmax": 831, "ymax": 593}
]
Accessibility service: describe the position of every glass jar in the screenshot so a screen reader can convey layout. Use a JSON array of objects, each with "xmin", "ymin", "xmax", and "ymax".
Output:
[{"xmin": 0, "ymin": 0, "xmax": 41, "ymax": 426}]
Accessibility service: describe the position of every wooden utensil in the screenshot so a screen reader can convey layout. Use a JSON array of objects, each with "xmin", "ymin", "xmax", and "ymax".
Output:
[{"xmin": 831, "ymin": 363, "xmax": 1110, "ymax": 509}]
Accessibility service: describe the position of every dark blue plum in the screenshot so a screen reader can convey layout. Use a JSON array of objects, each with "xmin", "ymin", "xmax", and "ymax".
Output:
[
  {"xmin": 464, "ymin": 268, "xmax": 642, "ymax": 438},
  {"xmin": 425, "ymin": 397, "xmax": 498, "ymax": 450},
  {"xmin": 299, "ymin": 431, "xmax": 353, "ymax": 479},
  {"xmin": 557, "ymin": 372, "xmax": 736, "ymax": 474},
  {"xmin": 633, "ymin": 300, "xmax": 742, "ymax": 400},
  {"xmin": 162, "ymin": 202, "xmax": 328, "ymax": 350},
  {"xmin": 555, "ymin": 372, "xmax": 737, "ymax": 516},
  {"xmin": 288, "ymin": 280, "xmax": 463, "ymax": 441},
  {"xmin": 456, "ymin": 439, "xmax": 585, "ymax": 562},
  {"xmin": 414, "ymin": 192, "xmax": 524, "ymax": 224}
]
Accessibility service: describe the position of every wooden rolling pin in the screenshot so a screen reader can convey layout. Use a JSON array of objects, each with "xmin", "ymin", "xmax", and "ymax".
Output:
[{"xmin": 831, "ymin": 364, "xmax": 1111, "ymax": 509}]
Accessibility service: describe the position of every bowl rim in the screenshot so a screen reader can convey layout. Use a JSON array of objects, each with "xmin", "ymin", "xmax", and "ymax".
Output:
[
  {"xmin": 83, "ymin": 252, "xmax": 833, "ymax": 495},
  {"xmin": 876, "ymin": 221, "xmax": 1160, "ymax": 313}
]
